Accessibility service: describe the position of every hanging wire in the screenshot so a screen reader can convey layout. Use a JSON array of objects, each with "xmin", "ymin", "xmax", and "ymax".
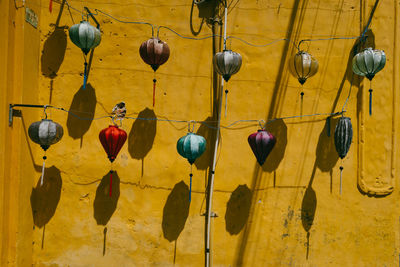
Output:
[
  {"xmin": 63, "ymin": 0, "xmax": 362, "ymax": 50},
  {"xmin": 40, "ymin": 105, "xmax": 345, "ymax": 131}
]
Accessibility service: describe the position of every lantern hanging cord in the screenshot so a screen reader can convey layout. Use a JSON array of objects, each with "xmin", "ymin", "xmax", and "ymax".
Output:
[
  {"xmin": 12, "ymin": 104, "xmax": 345, "ymax": 130},
  {"xmin": 65, "ymin": 1, "xmax": 363, "ymax": 49}
]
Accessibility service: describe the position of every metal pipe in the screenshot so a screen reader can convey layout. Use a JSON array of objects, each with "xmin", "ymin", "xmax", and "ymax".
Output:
[{"xmin": 205, "ymin": 5, "xmax": 228, "ymax": 267}]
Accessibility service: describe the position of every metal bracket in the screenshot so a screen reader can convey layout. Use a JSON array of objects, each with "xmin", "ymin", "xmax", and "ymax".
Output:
[
  {"xmin": 201, "ymin": 212, "xmax": 218, "ymax": 218},
  {"xmin": 8, "ymin": 104, "xmax": 50, "ymax": 127}
]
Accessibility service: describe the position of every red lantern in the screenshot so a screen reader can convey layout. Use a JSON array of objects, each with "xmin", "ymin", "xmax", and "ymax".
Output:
[
  {"xmin": 99, "ymin": 125, "xmax": 127, "ymax": 162},
  {"xmin": 99, "ymin": 125, "xmax": 127, "ymax": 197},
  {"xmin": 139, "ymin": 37, "xmax": 170, "ymax": 106}
]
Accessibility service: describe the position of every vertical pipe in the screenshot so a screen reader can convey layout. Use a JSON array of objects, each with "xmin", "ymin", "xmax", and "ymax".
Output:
[{"xmin": 205, "ymin": 5, "xmax": 227, "ymax": 267}]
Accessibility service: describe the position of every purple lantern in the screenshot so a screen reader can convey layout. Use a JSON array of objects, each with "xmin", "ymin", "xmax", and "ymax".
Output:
[{"xmin": 248, "ymin": 129, "xmax": 276, "ymax": 166}]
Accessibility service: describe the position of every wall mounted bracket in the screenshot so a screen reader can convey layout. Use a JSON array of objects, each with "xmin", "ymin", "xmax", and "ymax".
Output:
[{"xmin": 9, "ymin": 104, "xmax": 50, "ymax": 127}]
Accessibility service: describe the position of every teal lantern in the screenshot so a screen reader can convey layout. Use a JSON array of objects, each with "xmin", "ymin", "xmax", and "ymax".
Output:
[
  {"xmin": 352, "ymin": 47, "xmax": 386, "ymax": 115},
  {"xmin": 69, "ymin": 21, "xmax": 101, "ymax": 89},
  {"xmin": 177, "ymin": 132, "xmax": 206, "ymax": 202}
]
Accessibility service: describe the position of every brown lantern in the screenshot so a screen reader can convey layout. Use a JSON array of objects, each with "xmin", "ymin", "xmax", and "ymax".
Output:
[{"xmin": 139, "ymin": 37, "xmax": 170, "ymax": 107}]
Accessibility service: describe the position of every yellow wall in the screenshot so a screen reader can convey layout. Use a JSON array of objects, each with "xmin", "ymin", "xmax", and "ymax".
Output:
[{"xmin": 1, "ymin": 0, "xmax": 400, "ymax": 266}]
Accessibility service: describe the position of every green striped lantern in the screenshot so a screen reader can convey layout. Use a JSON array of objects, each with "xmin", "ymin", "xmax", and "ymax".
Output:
[
  {"xmin": 352, "ymin": 47, "xmax": 386, "ymax": 115},
  {"xmin": 177, "ymin": 132, "xmax": 206, "ymax": 202},
  {"xmin": 334, "ymin": 116, "xmax": 353, "ymax": 194},
  {"xmin": 69, "ymin": 21, "xmax": 101, "ymax": 89}
]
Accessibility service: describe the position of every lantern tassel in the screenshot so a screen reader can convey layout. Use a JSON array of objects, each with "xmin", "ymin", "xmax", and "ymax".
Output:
[
  {"xmin": 109, "ymin": 170, "xmax": 113, "ymax": 197},
  {"xmin": 83, "ymin": 62, "xmax": 88, "ymax": 90},
  {"xmin": 339, "ymin": 166, "xmax": 343, "ymax": 195},
  {"xmin": 49, "ymin": 0, "xmax": 53, "ymax": 12},
  {"xmin": 40, "ymin": 156, "xmax": 47, "ymax": 186},
  {"xmin": 369, "ymin": 88, "xmax": 373, "ymax": 116},
  {"xmin": 300, "ymin": 92, "xmax": 304, "ymax": 116},
  {"xmin": 153, "ymin": 79, "xmax": 156, "ymax": 107},
  {"xmin": 224, "ymin": 90, "xmax": 228, "ymax": 118},
  {"xmin": 189, "ymin": 173, "xmax": 193, "ymax": 202}
]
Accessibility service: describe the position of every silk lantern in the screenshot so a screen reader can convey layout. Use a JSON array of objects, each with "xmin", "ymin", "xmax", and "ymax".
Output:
[
  {"xmin": 28, "ymin": 119, "xmax": 64, "ymax": 186},
  {"xmin": 139, "ymin": 37, "xmax": 170, "ymax": 106},
  {"xmin": 177, "ymin": 132, "xmax": 206, "ymax": 202},
  {"xmin": 213, "ymin": 50, "xmax": 242, "ymax": 116},
  {"xmin": 352, "ymin": 47, "xmax": 386, "ymax": 115},
  {"xmin": 248, "ymin": 129, "xmax": 276, "ymax": 166},
  {"xmin": 334, "ymin": 116, "xmax": 353, "ymax": 194},
  {"xmin": 69, "ymin": 20, "xmax": 101, "ymax": 89},
  {"xmin": 99, "ymin": 125, "xmax": 127, "ymax": 197}
]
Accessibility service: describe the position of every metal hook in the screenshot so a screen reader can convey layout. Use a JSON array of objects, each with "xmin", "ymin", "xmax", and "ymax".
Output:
[
  {"xmin": 188, "ymin": 120, "xmax": 195, "ymax": 133},
  {"xmin": 43, "ymin": 105, "xmax": 49, "ymax": 119},
  {"xmin": 258, "ymin": 119, "xmax": 265, "ymax": 129}
]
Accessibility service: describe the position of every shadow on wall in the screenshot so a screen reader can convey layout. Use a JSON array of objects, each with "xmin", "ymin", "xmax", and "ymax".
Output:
[
  {"xmin": 195, "ymin": 117, "xmax": 216, "ymax": 170},
  {"xmin": 41, "ymin": 27, "xmax": 67, "ymax": 79},
  {"xmin": 162, "ymin": 181, "xmax": 190, "ymax": 242},
  {"xmin": 315, "ymin": 117, "xmax": 339, "ymax": 172},
  {"xmin": 30, "ymin": 166, "xmax": 62, "ymax": 228},
  {"xmin": 262, "ymin": 119, "xmax": 288, "ymax": 172},
  {"xmin": 93, "ymin": 171, "xmax": 120, "ymax": 226},
  {"xmin": 128, "ymin": 108, "xmax": 157, "ymax": 176},
  {"xmin": 66, "ymin": 83, "xmax": 97, "ymax": 146},
  {"xmin": 225, "ymin": 184, "xmax": 252, "ymax": 235}
]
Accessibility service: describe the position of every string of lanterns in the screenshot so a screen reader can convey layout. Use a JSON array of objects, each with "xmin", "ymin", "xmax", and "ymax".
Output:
[{"xmin": 26, "ymin": 3, "xmax": 386, "ymax": 198}]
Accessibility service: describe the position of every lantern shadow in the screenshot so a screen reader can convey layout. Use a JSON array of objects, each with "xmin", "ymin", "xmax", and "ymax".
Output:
[
  {"xmin": 262, "ymin": 119, "xmax": 288, "ymax": 172},
  {"xmin": 128, "ymin": 108, "xmax": 157, "ymax": 176},
  {"xmin": 30, "ymin": 165, "xmax": 62, "ymax": 228},
  {"xmin": 315, "ymin": 117, "xmax": 339, "ymax": 172},
  {"xmin": 41, "ymin": 26, "xmax": 67, "ymax": 79},
  {"xmin": 162, "ymin": 181, "xmax": 190, "ymax": 242},
  {"xmin": 225, "ymin": 184, "xmax": 252, "ymax": 235},
  {"xmin": 66, "ymin": 83, "xmax": 97, "ymax": 147},
  {"xmin": 93, "ymin": 171, "xmax": 120, "ymax": 226},
  {"xmin": 194, "ymin": 117, "xmax": 216, "ymax": 170},
  {"xmin": 301, "ymin": 164, "xmax": 317, "ymax": 260}
]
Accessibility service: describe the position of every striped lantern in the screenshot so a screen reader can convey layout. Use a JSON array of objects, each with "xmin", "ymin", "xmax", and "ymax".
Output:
[
  {"xmin": 213, "ymin": 50, "xmax": 242, "ymax": 82},
  {"xmin": 69, "ymin": 20, "xmax": 101, "ymax": 89},
  {"xmin": 334, "ymin": 116, "xmax": 353, "ymax": 194},
  {"xmin": 139, "ymin": 37, "xmax": 170, "ymax": 106},
  {"xmin": 334, "ymin": 117, "xmax": 353, "ymax": 159},
  {"xmin": 28, "ymin": 119, "xmax": 64, "ymax": 151},
  {"xmin": 213, "ymin": 50, "xmax": 242, "ymax": 116},
  {"xmin": 248, "ymin": 129, "xmax": 276, "ymax": 166},
  {"xmin": 28, "ymin": 119, "xmax": 64, "ymax": 186},
  {"xmin": 352, "ymin": 48, "xmax": 386, "ymax": 115},
  {"xmin": 69, "ymin": 21, "xmax": 101, "ymax": 55},
  {"xmin": 289, "ymin": 51, "xmax": 319, "ymax": 86},
  {"xmin": 177, "ymin": 132, "xmax": 206, "ymax": 202}
]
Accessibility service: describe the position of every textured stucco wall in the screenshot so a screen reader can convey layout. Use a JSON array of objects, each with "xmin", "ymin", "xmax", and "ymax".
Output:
[{"xmin": 1, "ymin": 0, "xmax": 400, "ymax": 266}]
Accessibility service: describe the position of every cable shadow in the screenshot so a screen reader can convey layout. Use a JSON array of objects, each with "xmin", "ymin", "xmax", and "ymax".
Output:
[
  {"xmin": 235, "ymin": 0, "xmax": 302, "ymax": 265},
  {"xmin": 128, "ymin": 108, "xmax": 157, "ymax": 176},
  {"xmin": 41, "ymin": 26, "xmax": 67, "ymax": 79},
  {"xmin": 66, "ymin": 83, "xmax": 97, "ymax": 147},
  {"xmin": 30, "ymin": 165, "xmax": 62, "ymax": 228},
  {"xmin": 330, "ymin": 30, "xmax": 375, "ymax": 114},
  {"xmin": 93, "ymin": 171, "xmax": 120, "ymax": 226},
  {"xmin": 195, "ymin": 117, "xmax": 216, "ymax": 170},
  {"xmin": 162, "ymin": 181, "xmax": 190, "ymax": 242},
  {"xmin": 262, "ymin": 119, "xmax": 288, "ymax": 173},
  {"xmin": 225, "ymin": 184, "xmax": 252, "ymax": 235}
]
